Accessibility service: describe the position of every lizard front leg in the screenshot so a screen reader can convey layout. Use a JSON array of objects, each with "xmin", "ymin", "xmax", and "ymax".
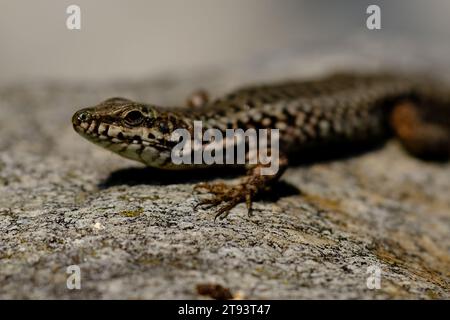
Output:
[
  {"xmin": 186, "ymin": 89, "xmax": 210, "ymax": 108},
  {"xmin": 194, "ymin": 154, "xmax": 288, "ymax": 220}
]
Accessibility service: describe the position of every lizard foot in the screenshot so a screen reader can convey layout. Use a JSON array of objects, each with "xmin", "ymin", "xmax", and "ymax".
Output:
[
  {"xmin": 194, "ymin": 182, "xmax": 255, "ymax": 220},
  {"xmin": 186, "ymin": 89, "xmax": 210, "ymax": 108},
  {"xmin": 193, "ymin": 157, "xmax": 288, "ymax": 220}
]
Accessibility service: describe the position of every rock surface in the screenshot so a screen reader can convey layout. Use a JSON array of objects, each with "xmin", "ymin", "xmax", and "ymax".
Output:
[{"xmin": 0, "ymin": 57, "xmax": 449, "ymax": 299}]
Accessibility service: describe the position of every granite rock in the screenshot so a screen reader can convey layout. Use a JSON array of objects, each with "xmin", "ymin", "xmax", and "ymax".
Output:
[{"xmin": 0, "ymin": 57, "xmax": 449, "ymax": 299}]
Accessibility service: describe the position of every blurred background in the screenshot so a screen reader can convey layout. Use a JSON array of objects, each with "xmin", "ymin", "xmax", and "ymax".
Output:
[{"xmin": 1, "ymin": 0, "xmax": 449, "ymax": 85}]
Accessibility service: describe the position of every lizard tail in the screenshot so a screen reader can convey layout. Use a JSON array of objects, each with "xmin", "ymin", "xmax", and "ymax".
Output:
[{"xmin": 390, "ymin": 87, "xmax": 450, "ymax": 160}]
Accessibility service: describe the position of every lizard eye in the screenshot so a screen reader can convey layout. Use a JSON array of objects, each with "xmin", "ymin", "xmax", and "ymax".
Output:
[
  {"xmin": 124, "ymin": 110, "xmax": 144, "ymax": 126},
  {"xmin": 77, "ymin": 111, "xmax": 91, "ymax": 122}
]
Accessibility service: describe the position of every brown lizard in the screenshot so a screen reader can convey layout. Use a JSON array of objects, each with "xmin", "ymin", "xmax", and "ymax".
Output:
[{"xmin": 72, "ymin": 72, "xmax": 450, "ymax": 219}]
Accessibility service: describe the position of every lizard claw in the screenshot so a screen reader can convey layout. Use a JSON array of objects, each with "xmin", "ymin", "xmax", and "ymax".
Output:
[
  {"xmin": 193, "ymin": 195, "xmax": 223, "ymax": 210},
  {"xmin": 192, "ymin": 158, "xmax": 287, "ymax": 220},
  {"xmin": 193, "ymin": 182, "xmax": 254, "ymax": 220}
]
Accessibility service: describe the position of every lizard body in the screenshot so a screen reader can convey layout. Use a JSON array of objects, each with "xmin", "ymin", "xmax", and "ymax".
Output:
[{"xmin": 72, "ymin": 72, "xmax": 450, "ymax": 219}]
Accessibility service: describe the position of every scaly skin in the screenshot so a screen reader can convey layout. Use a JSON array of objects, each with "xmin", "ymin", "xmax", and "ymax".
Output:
[{"xmin": 72, "ymin": 72, "xmax": 450, "ymax": 219}]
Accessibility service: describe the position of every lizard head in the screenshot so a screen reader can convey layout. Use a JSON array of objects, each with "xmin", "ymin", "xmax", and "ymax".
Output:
[{"xmin": 72, "ymin": 97, "xmax": 190, "ymax": 168}]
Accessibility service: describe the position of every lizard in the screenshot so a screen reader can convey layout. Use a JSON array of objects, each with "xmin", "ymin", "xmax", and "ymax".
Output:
[{"xmin": 72, "ymin": 72, "xmax": 450, "ymax": 219}]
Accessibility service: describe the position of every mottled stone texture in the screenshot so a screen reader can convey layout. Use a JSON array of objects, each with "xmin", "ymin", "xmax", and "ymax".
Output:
[{"xmin": 0, "ymin": 62, "xmax": 449, "ymax": 299}]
